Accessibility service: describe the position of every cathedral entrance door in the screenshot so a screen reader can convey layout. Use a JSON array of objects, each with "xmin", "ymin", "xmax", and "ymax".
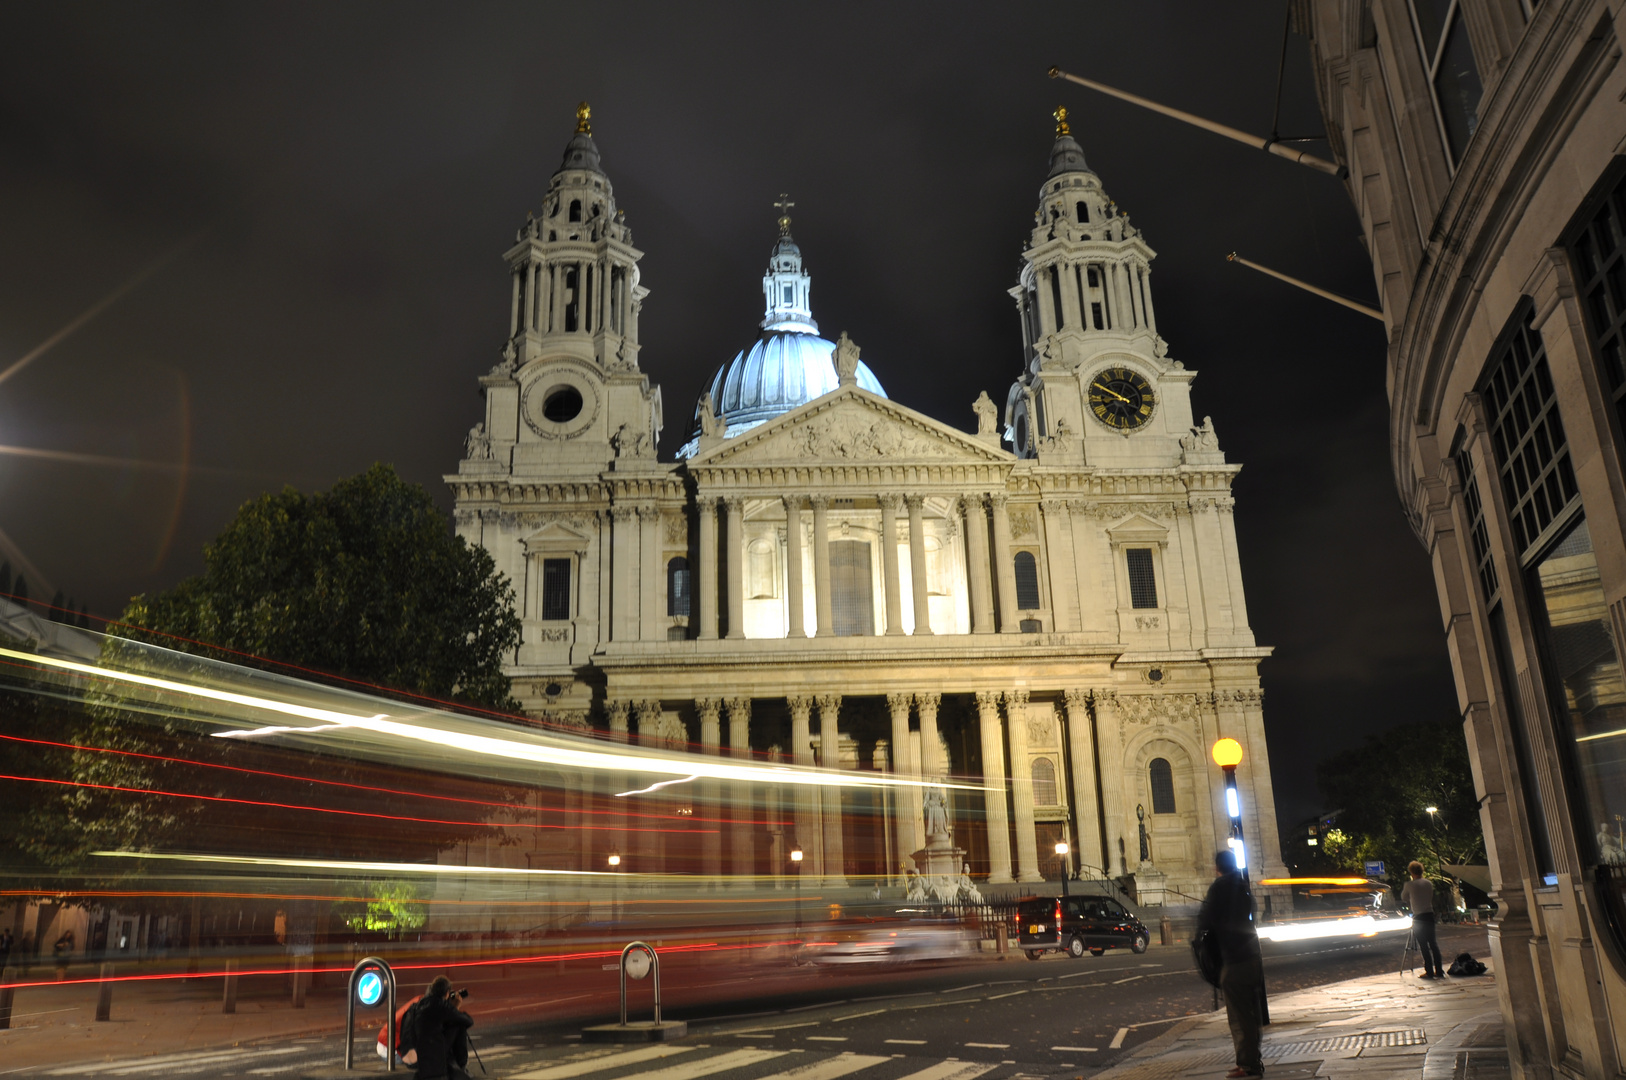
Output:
[{"xmin": 829, "ymin": 540, "xmax": 875, "ymax": 637}]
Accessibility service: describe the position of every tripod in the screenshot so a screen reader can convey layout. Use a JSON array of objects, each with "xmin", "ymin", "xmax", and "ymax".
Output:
[{"xmin": 1399, "ymin": 929, "xmax": 1417, "ymax": 979}]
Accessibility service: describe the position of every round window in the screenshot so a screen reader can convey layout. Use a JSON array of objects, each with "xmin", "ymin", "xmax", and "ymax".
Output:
[{"xmin": 542, "ymin": 387, "xmax": 583, "ymax": 423}]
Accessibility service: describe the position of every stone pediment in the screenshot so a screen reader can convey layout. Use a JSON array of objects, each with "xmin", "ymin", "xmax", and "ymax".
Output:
[
  {"xmin": 691, "ymin": 388, "xmax": 1013, "ymax": 467},
  {"xmin": 522, "ymin": 519, "xmax": 594, "ymax": 553}
]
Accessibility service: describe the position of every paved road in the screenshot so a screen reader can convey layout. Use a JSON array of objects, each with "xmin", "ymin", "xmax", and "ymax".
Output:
[{"xmin": 20, "ymin": 925, "xmax": 1489, "ymax": 1079}]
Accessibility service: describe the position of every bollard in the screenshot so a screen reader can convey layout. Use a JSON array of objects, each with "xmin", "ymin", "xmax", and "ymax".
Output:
[
  {"xmin": 995, "ymin": 921, "xmax": 1009, "ymax": 957},
  {"xmin": 222, "ymin": 959, "xmax": 238, "ymax": 1014},
  {"xmin": 291, "ymin": 956, "xmax": 308, "ymax": 1009},
  {"xmin": 1160, "ymin": 914, "xmax": 1173, "ymax": 946},
  {"xmin": 95, "ymin": 962, "xmax": 113, "ymax": 1022},
  {"xmin": 0, "ymin": 965, "xmax": 15, "ymax": 1030}
]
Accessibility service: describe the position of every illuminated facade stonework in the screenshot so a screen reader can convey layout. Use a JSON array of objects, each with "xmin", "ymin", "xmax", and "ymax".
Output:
[{"xmin": 446, "ymin": 110, "xmax": 1285, "ymax": 900}]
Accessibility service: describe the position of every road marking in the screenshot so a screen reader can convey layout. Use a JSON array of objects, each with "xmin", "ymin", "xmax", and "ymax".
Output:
[
  {"xmin": 941, "ymin": 984, "xmax": 985, "ymax": 993},
  {"xmin": 510, "ymin": 1045, "xmax": 696, "ymax": 1080},
  {"xmin": 787, "ymin": 1000, "xmax": 848, "ymax": 1013},
  {"xmin": 1051, "ymin": 1046, "xmax": 1099, "ymax": 1052},
  {"xmin": 1109, "ymin": 1028, "xmax": 1129, "ymax": 1049},
  {"xmin": 892, "ymin": 1064, "xmax": 994, "ymax": 1080},
  {"xmin": 886, "ymin": 1040, "xmax": 927, "ymax": 1045},
  {"xmin": 805, "ymin": 1037, "xmax": 848, "ymax": 1042},
  {"xmin": 985, "ymin": 990, "xmax": 1028, "ymax": 1000},
  {"xmin": 964, "ymin": 1043, "xmax": 1009, "ymax": 1049},
  {"xmin": 833, "ymin": 1009, "xmax": 888, "ymax": 1023},
  {"xmin": 47, "ymin": 1046, "xmax": 304, "ymax": 1075},
  {"xmin": 631, "ymin": 1049, "xmax": 789, "ymax": 1080},
  {"xmin": 728, "ymin": 1022, "xmax": 823, "ymax": 1035},
  {"xmin": 756, "ymin": 1054, "xmax": 887, "ymax": 1080},
  {"xmin": 1112, "ymin": 975, "xmax": 1143, "ymax": 984},
  {"xmin": 735, "ymin": 1034, "xmax": 775, "ymax": 1039},
  {"xmin": 1127, "ymin": 1015, "xmax": 1198, "ymax": 1029},
  {"xmin": 1056, "ymin": 970, "xmax": 1095, "ymax": 980}
]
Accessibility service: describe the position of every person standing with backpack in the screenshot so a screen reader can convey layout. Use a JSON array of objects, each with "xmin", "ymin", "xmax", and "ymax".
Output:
[
  {"xmin": 1402, "ymin": 861, "xmax": 1444, "ymax": 979},
  {"xmin": 1199, "ymin": 850, "xmax": 1264, "ymax": 1079}
]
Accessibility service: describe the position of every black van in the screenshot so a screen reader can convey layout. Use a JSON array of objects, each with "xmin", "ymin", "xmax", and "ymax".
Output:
[{"xmin": 1016, "ymin": 895, "xmax": 1151, "ymax": 959}]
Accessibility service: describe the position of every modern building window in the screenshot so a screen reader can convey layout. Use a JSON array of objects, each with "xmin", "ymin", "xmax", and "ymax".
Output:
[
  {"xmin": 1568, "ymin": 168, "xmax": 1626, "ymax": 451},
  {"xmin": 1013, "ymin": 551, "xmax": 1041, "ymax": 610},
  {"xmin": 667, "ymin": 556, "xmax": 691, "ymax": 617},
  {"xmin": 1526, "ymin": 518, "xmax": 1626, "ymax": 875},
  {"xmin": 1456, "ymin": 449, "xmax": 1499, "ymax": 602},
  {"xmin": 1031, "ymin": 758, "xmax": 1058, "ymax": 805},
  {"xmin": 1149, "ymin": 757, "xmax": 1176, "ymax": 814},
  {"xmin": 830, "ymin": 540, "xmax": 874, "ymax": 637},
  {"xmin": 1480, "ymin": 309, "xmax": 1579, "ymax": 560},
  {"xmin": 541, "ymin": 558, "xmax": 571, "ymax": 621},
  {"xmin": 1126, "ymin": 548, "xmax": 1158, "ymax": 608},
  {"xmin": 1410, "ymin": 0, "xmax": 1483, "ymax": 165}
]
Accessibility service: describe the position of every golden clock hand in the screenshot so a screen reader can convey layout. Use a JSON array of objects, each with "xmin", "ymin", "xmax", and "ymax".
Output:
[{"xmin": 1091, "ymin": 382, "xmax": 1132, "ymax": 405}]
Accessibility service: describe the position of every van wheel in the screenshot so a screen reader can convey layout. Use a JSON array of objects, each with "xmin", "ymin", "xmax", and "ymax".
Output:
[
  {"xmin": 1067, "ymin": 935, "xmax": 1086, "ymax": 959},
  {"xmin": 1131, "ymin": 932, "xmax": 1150, "ymax": 954},
  {"xmin": 1089, "ymin": 947, "xmax": 1106, "ymax": 956},
  {"xmin": 1024, "ymin": 949, "xmax": 1043, "ymax": 961}
]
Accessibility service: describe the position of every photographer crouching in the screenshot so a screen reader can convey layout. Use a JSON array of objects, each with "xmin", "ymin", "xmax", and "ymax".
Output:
[{"xmin": 402, "ymin": 976, "xmax": 475, "ymax": 1080}]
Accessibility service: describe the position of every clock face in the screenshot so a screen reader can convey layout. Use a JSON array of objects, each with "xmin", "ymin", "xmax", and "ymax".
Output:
[{"xmin": 1087, "ymin": 367, "xmax": 1157, "ymax": 432}]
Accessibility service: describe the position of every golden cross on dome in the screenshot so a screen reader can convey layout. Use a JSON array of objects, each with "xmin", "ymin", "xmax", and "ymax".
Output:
[
  {"xmin": 575, "ymin": 102, "xmax": 592, "ymax": 135},
  {"xmin": 1054, "ymin": 106, "xmax": 1070, "ymax": 138},
  {"xmin": 774, "ymin": 193, "xmax": 794, "ymax": 235}
]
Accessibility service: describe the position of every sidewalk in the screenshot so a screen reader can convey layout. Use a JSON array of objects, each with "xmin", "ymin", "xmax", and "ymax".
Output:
[{"xmin": 1095, "ymin": 961, "xmax": 1505, "ymax": 1080}]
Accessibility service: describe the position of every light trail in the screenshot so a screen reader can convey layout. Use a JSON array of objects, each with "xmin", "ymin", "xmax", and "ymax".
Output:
[
  {"xmin": 617, "ymin": 775, "xmax": 699, "ymax": 797},
  {"xmin": 1255, "ymin": 914, "xmax": 1412, "ymax": 942},
  {"xmin": 0, "ymin": 645, "xmax": 981, "ymax": 793},
  {"xmin": 2, "ymin": 772, "xmax": 709, "ymax": 834},
  {"xmin": 0, "ymin": 734, "xmax": 766, "ymax": 826},
  {"xmin": 0, "ymin": 888, "xmax": 819, "ymax": 908}
]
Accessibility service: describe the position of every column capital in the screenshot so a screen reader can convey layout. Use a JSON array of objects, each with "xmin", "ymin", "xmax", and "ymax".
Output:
[
  {"xmin": 974, "ymin": 690, "xmax": 1002, "ymax": 712},
  {"xmin": 636, "ymin": 504, "xmax": 661, "ymax": 522},
  {"xmin": 913, "ymin": 691, "xmax": 942, "ymax": 712},
  {"xmin": 886, "ymin": 692, "xmax": 912, "ymax": 713},
  {"xmin": 723, "ymin": 494, "xmax": 745, "ymax": 512},
  {"xmin": 781, "ymin": 494, "xmax": 805, "ymax": 513},
  {"xmin": 787, "ymin": 694, "xmax": 815, "ymax": 715},
  {"xmin": 904, "ymin": 494, "xmax": 927, "ymax": 512},
  {"xmin": 695, "ymin": 697, "xmax": 722, "ymax": 723},
  {"xmin": 879, "ymin": 493, "xmax": 904, "ymax": 511},
  {"xmin": 816, "ymin": 692, "xmax": 842, "ymax": 715},
  {"xmin": 988, "ymin": 492, "xmax": 1009, "ymax": 511},
  {"xmin": 605, "ymin": 700, "xmax": 631, "ymax": 731},
  {"xmin": 1063, "ymin": 688, "xmax": 1091, "ymax": 712},
  {"xmin": 809, "ymin": 494, "xmax": 831, "ymax": 511},
  {"xmin": 1092, "ymin": 688, "xmax": 1118, "ymax": 708},
  {"xmin": 725, "ymin": 696, "xmax": 752, "ymax": 720},
  {"xmin": 1002, "ymin": 688, "xmax": 1030, "ymax": 710},
  {"xmin": 611, "ymin": 505, "xmax": 637, "ymax": 522}
]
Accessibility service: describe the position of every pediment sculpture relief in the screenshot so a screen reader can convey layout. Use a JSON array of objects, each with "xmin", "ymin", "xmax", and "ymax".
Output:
[{"xmin": 788, "ymin": 414, "xmax": 953, "ymax": 460}]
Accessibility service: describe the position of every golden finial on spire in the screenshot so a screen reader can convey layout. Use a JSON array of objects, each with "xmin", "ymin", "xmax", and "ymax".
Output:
[
  {"xmin": 1054, "ymin": 106, "xmax": 1070, "ymax": 138},
  {"xmin": 575, "ymin": 102, "xmax": 592, "ymax": 135},
  {"xmin": 774, "ymin": 193, "xmax": 795, "ymax": 235}
]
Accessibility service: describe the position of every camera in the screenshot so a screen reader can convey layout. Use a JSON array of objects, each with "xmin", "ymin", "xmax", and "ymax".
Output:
[{"xmin": 456, "ymin": 988, "xmax": 470, "ymax": 999}]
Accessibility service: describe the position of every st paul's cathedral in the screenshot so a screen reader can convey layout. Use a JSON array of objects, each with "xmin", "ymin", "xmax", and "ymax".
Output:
[{"xmin": 446, "ymin": 106, "xmax": 1286, "ymax": 901}]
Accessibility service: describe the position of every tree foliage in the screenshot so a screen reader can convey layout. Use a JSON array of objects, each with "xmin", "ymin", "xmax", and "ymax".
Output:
[
  {"xmin": 115, "ymin": 464, "xmax": 521, "ymax": 709},
  {"xmin": 1315, "ymin": 718, "xmax": 1485, "ymax": 886}
]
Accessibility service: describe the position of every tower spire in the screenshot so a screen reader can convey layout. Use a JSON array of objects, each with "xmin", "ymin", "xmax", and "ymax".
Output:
[
  {"xmin": 1054, "ymin": 106, "xmax": 1070, "ymax": 137},
  {"xmin": 774, "ymin": 193, "xmax": 795, "ymax": 236},
  {"xmin": 575, "ymin": 101, "xmax": 592, "ymax": 135},
  {"xmin": 761, "ymin": 196, "xmax": 815, "ymax": 334}
]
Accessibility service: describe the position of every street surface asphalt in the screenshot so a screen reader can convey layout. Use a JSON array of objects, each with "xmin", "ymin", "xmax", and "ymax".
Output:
[{"xmin": 13, "ymin": 924, "xmax": 1491, "ymax": 1079}]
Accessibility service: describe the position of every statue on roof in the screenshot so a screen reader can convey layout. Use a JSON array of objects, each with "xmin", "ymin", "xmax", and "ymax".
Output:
[
  {"xmin": 833, "ymin": 331, "xmax": 860, "ymax": 387},
  {"xmin": 973, "ymin": 391, "xmax": 998, "ymax": 436}
]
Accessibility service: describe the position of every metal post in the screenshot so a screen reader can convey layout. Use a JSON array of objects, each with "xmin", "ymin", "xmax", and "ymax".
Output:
[
  {"xmin": 222, "ymin": 959, "xmax": 237, "ymax": 1014},
  {"xmin": 95, "ymin": 963, "xmax": 113, "ymax": 1021},
  {"xmin": 0, "ymin": 966, "xmax": 14, "ymax": 1030},
  {"xmin": 345, "ymin": 957, "xmax": 395, "ymax": 1071},
  {"xmin": 618, "ymin": 942, "xmax": 661, "ymax": 1026}
]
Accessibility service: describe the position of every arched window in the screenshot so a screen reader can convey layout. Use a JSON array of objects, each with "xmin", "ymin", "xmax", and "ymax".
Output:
[
  {"xmin": 1076, "ymin": 200, "xmax": 1089, "ymax": 222},
  {"xmin": 1014, "ymin": 551, "xmax": 1040, "ymax": 610},
  {"xmin": 568, "ymin": 199, "xmax": 582, "ymax": 222},
  {"xmin": 667, "ymin": 557, "xmax": 691, "ymax": 617},
  {"xmin": 1031, "ymin": 758, "xmax": 1058, "ymax": 805},
  {"xmin": 748, "ymin": 539, "xmax": 777, "ymax": 599},
  {"xmin": 1149, "ymin": 758, "xmax": 1176, "ymax": 814}
]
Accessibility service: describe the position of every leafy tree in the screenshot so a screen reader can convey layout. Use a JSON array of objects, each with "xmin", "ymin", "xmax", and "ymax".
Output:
[
  {"xmin": 1315, "ymin": 719, "xmax": 1485, "ymax": 887},
  {"xmin": 115, "ymin": 463, "xmax": 521, "ymax": 709}
]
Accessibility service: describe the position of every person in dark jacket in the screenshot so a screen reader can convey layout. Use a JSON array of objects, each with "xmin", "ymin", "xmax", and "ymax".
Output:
[
  {"xmin": 411, "ymin": 976, "xmax": 474, "ymax": 1080},
  {"xmin": 1199, "ymin": 849, "xmax": 1264, "ymax": 1078}
]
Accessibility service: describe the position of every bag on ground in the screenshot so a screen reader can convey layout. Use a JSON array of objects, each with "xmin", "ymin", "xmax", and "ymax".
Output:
[{"xmin": 1447, "ymin": 952, "xmax": 1487, "ymax": 976}]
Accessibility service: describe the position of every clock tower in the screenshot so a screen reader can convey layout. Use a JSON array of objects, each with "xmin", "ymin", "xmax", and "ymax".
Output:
[{"xmin": 1003, "ymin": 109, "xmax": 1200, "ymax": 470}]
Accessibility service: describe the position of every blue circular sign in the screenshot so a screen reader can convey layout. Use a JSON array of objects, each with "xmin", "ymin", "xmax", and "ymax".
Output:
[{"xmin": 356, "ymin": 970, "xmax": 383, "ymax": 1007}]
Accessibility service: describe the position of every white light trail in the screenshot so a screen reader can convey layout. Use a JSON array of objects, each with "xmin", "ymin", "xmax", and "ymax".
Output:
[
  {"xmin": 91, "ymin": 851, "xmax": 619, "ymax": 878},
  {"xmin": 1255, "ymin": 914, "xmax": 1412, "ymax": 942},
  {"xmin": 616, "ymin": 775, "xmax": 699, "ymax": 797}
]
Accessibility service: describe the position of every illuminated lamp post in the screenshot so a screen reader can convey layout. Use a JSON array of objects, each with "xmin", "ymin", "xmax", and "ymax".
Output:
[
  {"xmin": 789, "ymin": 843, "xmax": 804, "ymax": 955},
  {"xmin": 1055, "ymin": 840, "xmax": 1071, "ymax": 898},
  {"xmin": 1211, "ymin": 738, "xmax": 1247, "ymax": 881},
  {"xmin": 608, "ymin": 851, "xmax": 621, "ymax": 924}
]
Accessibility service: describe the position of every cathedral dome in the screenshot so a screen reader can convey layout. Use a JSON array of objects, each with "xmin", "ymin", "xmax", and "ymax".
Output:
[{"xmin": 679, "ymin": 202, "xmax": 886, "ymax": 456}]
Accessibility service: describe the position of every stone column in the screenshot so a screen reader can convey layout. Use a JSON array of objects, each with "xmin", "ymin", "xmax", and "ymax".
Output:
[
  {"xmin": 1035, "ymin": 265, "xmax": 1057, "ymax": 334},
  {"xmin": 1092, "ymin": 690, "xmax": 1127, "ymax": 876},
  {"xmin": 914, "ymin": 692, "xmax": 941, "ymax": 858},
  {"xmin": 606, "ymin": 700, "xmax": 631, "ymax": 864},
  {"xmin": 509, "ymin": 269, "xmax": 522, "ymax": 336},
  {"xmin": 788, "ymin": 695, "xmax": 821, "ymax": 879},
  {"xmin": 811, "ymin": 496, "xmax": 833, "ymax": 637},
  {"xmin": 633, "ymin": 701, "xmax": 663, "ymax": 867},
  {"xmin": 905, "ymin": 495, "xmax": 933, "ymax": 635},
  {"xmin": 697, "ymin": 698, "xmax": 723, "ymax": 882},
  {"xmin": 783, "ymin": 496, "xmax": 806, "ymax": 638},
  {"xmin": 551, "ymin": 260, "xmax": 566, "ymax": 333},
  {"xmin": 611, "ymin": 506, "xmax": 638, "ymax": 641},
  {"xmin": 975, "ymin": 691, "xmax": 1013, "ymax": 884},
  {"xmin": 989, "ymin": 494, "xmax": 1019, "ymax": 633},
  {"xmin": 697, "ymin": 497, "xmax": 719, "ymax": 640},
  {"xmin": 1141, "ymin": 266, "xmax": 1157, "ymax": 332},
  {"xmin": 1062, "ymin": 690, "xmax": 1104, "ymax": 873},
  {"xmin": 879, "ymin": 495, "xmax": 905, "ymax": 635},
  {"xmin": 817, "ymin": 694, "xmax": 847, "ymax": 886},
  {"xmin": 727, "ymin": 696, "xmax": 754, "ymax": 880},
  {"xmin": 963, "ymin": 497, "xmax": 995, "ymax": 634},
  {"xmin": 724, "ymin": 496, "xmax": 745, "ymax": 640},
  {"xmin": 1004, "ymin": 690, "xmax": 1042, "ymax": 882},
  {"xmin": 638, "ymin": 506, "xmax": 662, "ymax": 641},
  {"xmin": 887, "ymin": 692, "xmax": 917, "ymax": 868}
]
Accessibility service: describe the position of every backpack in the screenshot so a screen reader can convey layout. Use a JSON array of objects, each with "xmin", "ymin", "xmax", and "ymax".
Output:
[
  {"xmin": 399, "ymin": 997, "xmax": 426, "ymax": 1054},
  {"xmin": 1447, "ymin": 952, "xmax": 1487, "ymax": 976}
]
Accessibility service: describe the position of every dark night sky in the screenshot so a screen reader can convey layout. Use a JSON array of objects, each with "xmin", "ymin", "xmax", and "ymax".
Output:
[{"xmin": 0, "ymin": 3, "xmax": 1460, "ymax": 831}]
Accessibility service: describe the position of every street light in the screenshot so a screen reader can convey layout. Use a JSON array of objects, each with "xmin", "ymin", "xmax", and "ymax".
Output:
[
  {"xmin": 1425, "ymin": 806, "xmax": 1439, "ymax": 818},
  {"xmin": 1055, "ymin": 840, "xmax": 1070, "ymax": 897},
  {"xmin": 1211, "ymin": 738, "xmax": 1247, "ymax": 878},
  {"xmin": 789, "ymin": 843, "xmax": 804, "ymax": 945},
  {"xmin": 607, "ymin": 852, "xmax": 621, "ymax": 867}
]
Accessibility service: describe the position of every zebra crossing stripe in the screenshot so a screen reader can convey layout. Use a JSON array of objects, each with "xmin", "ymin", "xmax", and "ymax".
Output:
[
  {"xmin": 629, "ymin": 1048, "xmax": 790, "ymax": 1080},
  {"xmin": 511, "ymin": 1045, "xmax": 698, "ymax": 1080},
  {"xmin": 753, "ymin": 1053, "xmax": 890, "ymax": 1080},
  {"xmin": 891, "ymin": 1061, "xmax": 999, "ymax": 1080},
  {"xmin": 46, "ymin": 1046, "xmax": 303, "ymax": 1075}
]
